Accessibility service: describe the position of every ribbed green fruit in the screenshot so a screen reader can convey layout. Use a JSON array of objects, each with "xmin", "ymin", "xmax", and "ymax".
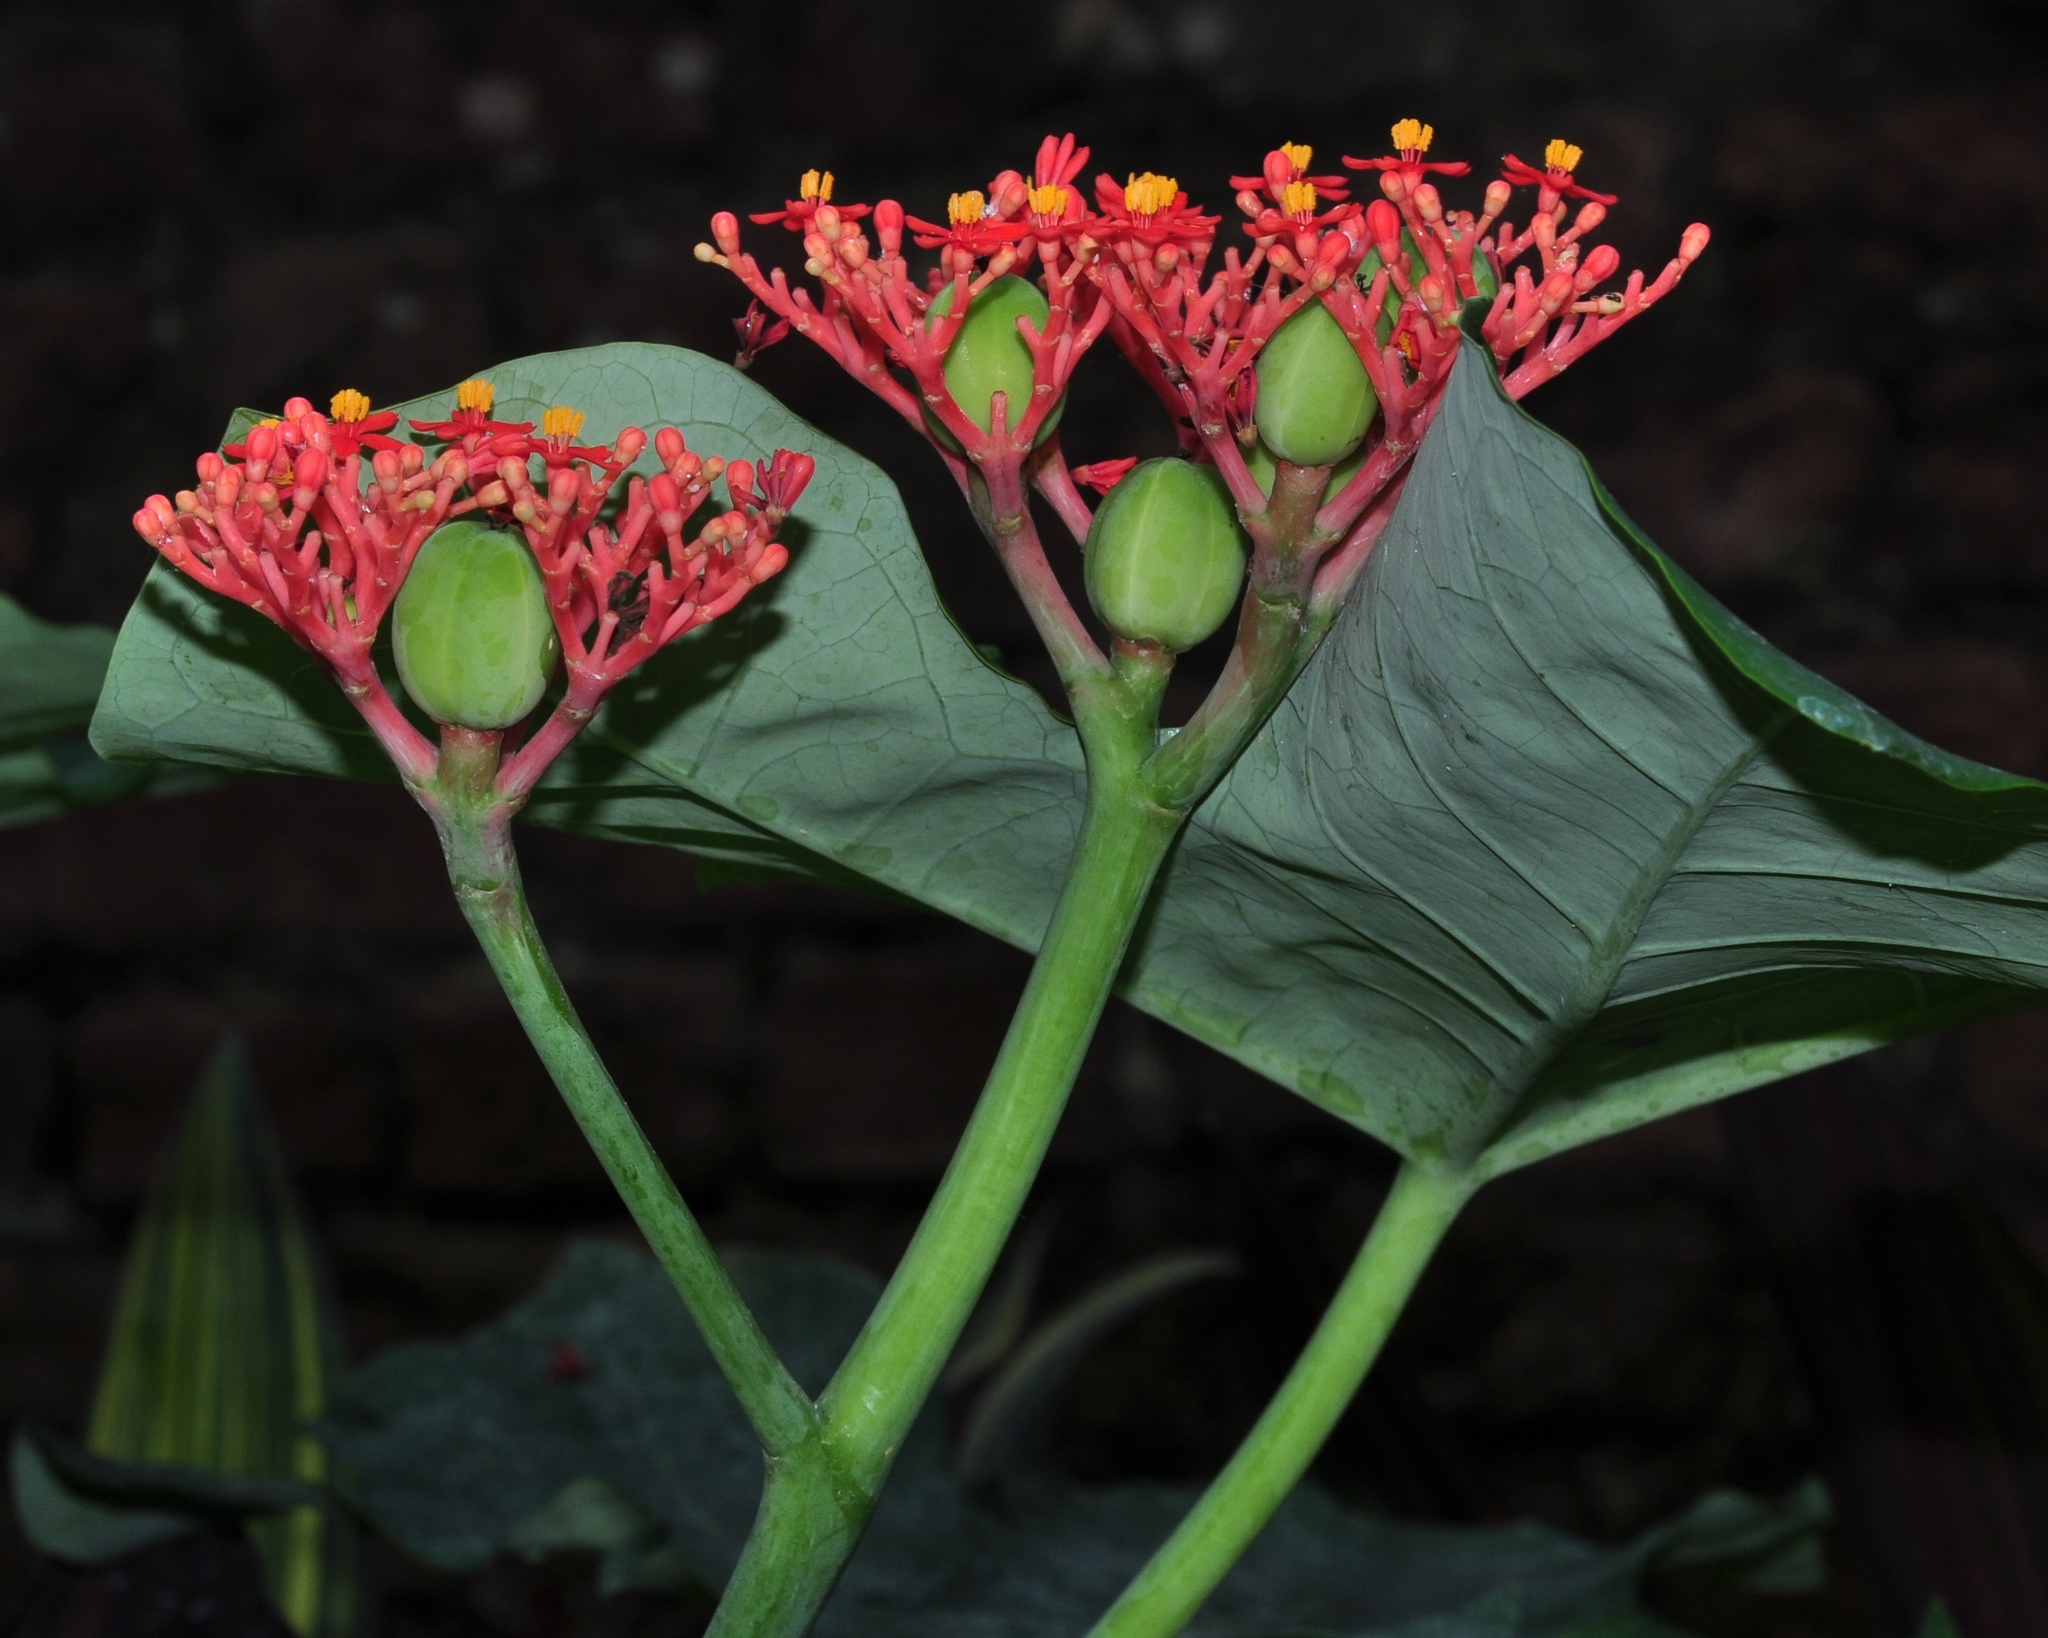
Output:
[
  {"xmin": 1245, "ymin": 438, "xmax": 1367, "ymax": 506},
  {"xmin": 1085, "ymin": 458, "xmax": 1248, "ymax": 652},
  {"xmin": 924, "ymin": 275, "xmax": 1065, "ymax": 450},
  {"xmin": 1253, "ymin": 300, "xmax": 1378, "ymax": 467},
  {"xmin": 392, "ymin": 522, "xmax": 559, "ymax": 730},
  {"xmin": 89, "ymin": 1038, "xmax": 358, "ymax": 1637}
]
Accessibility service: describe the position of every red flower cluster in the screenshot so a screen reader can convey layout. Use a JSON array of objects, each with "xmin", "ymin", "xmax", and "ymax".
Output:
[
  {"xmin": 133, "ymin": 385, "xmax": 808, "ymax": 794},
  {"xmin": 697, "ymin": 121, "xmax": 1708, "ymax": 559}
]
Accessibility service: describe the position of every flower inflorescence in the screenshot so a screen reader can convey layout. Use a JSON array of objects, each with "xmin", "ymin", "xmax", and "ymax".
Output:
[
  {"xmin": 697, "ymin": 122, "xmax": 1707, "ymax": 528},
  {"xmin": 133, "ymin": 384, "xmax": 809, "ymax": 794}
]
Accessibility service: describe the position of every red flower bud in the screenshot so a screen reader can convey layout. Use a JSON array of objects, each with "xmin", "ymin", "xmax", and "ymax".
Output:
[
  {"xmin": 1576, "ymin": 244, "xmax": 1621, "ymax": 291},
  {"xmin": 1365, "ymin": 201, "xmax": 1401, "ymax": 258}
]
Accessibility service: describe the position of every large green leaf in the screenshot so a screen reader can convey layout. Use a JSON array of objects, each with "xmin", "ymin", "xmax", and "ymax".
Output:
[
  {"xmin": 323, "ymin": 1238, "xmax": 1820, "ymax": 1636},
  {"xmin": 88, "ymin": 340, "xmax": 2048, "ymax": 1176}
]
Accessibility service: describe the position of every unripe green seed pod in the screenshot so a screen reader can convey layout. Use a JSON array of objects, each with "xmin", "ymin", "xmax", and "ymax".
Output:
[
  {"xmin": 1245, "ymin": 437, "xmax": 1367, "ymax": 505},
  {"xmin": 393, "ymin": 520, "xmax": 560, "ymax": 730},
  {"xmin": 923, "ymin": 275, "xmax": 1066, "ymax": 451},
  {"xmin": 1085, "ymin": 458, "xmax": 1248, "ymax": 653},
  {"xmin": 1253, "ymin": 299, "xmax": 1378, "ymax": 467}
]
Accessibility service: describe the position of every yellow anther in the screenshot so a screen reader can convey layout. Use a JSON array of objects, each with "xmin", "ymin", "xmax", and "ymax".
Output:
[
  {"xmin": 256, "ymin": 418, "xmax": 281, "ymax": 430},
  {"xmin": 948, "ymin": 190, "xmax": 987, "ymax": 227},
  {"xmin": 1281, "ymin": 179, "xmax": 1318, "ymax": 217},
  {"xmin": 455, "ymin": 379, "xmax": 496, "ymax": 414},
  {"xmin": 329, "ymin": 388, "xmax": 372, "ymax": 423},
  {"xmin": 1123, "ymin": 172, "xmax": 1179, "ymax": 218},
  {"xmin": 542, "ymin": 405, "xmax": 585, "ymax": 440},
  {"xmin": 1027, "ymin": 180, "xmax": 1070, "ymax": 219},
  {"xmin": 1279, "ymin": 141, "xmax": 1313, "ymax": 174},
  {"xmin": 800, "ymin": 168, "xmax": 833, "ymax": 203},
  {"xmin": 1544, "ymin": 138, "xmax": 1583, "ymax": 173},
  {"xmin": 1391, "ymin": 118, "xmax": 1434, "ymax": 155}
]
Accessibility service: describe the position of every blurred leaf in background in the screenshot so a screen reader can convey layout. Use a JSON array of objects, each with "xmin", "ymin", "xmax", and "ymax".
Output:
[
  {"xmin": 8, "ymin": 1037, "xmax": 360, "ymax": 1636},
  {"xmin": 323, "ymin": 1237, "xmax": 1828, "ymax": 1636},
  {"xmin": 0, "ymin": 591, "xmax": 209, "ymax": 829}
]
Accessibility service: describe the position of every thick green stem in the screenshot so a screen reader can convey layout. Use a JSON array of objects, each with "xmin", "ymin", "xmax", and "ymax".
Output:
[
  {"xmin": 819, "ymin": 782, "xmax": 1179, "ymax": 1477},
  {"xmin": 431, "ymin": 735, "xmax": 813, "ymax": 1457},
  {"xmin": 1087, "ymin": 1161, "xmax": 1476, "ymax": 1638},
  {"xmin": 708, "ymin": 753, "xmax": 1183, "ymax": 1638}
]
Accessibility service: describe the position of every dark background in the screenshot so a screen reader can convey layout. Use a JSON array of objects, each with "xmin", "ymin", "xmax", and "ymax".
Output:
[{"xmin": 4, "ymin": 1, "xmax": 2048, "ymax": 1633}]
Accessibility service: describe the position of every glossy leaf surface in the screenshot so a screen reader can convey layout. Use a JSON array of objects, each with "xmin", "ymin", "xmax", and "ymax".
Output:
[{"xmin": 90, "ymin": 340, "xmax": 2048, "ymax": 1177}]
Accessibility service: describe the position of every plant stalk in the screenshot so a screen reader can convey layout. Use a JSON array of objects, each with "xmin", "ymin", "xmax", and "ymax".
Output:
[
  {"xmin": 708, "ymin": 760, "xmax": 1184, "ymax": 1638},
  {"xmin": 1087, "ymin": 1160, "xmax": 1476, "ymax": 1638},
  {"xmin": 431, "ymin": 733, "xmax": 813, "ymax": 1458}
]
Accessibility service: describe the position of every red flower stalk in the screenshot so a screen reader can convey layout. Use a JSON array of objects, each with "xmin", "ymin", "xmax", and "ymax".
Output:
[{"xmin": 133, "ymin": 387, "xmax": 805, "ymax": 802}]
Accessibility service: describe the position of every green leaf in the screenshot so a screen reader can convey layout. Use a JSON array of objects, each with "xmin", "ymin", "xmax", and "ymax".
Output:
[
  {"xmin": 321, "ymin": 1238, "xmax": 1811, "ymax": 1635},
  {"xmin": 9, "ymin": 1427, "xmax": 201, "ymax": 1564},
  {"xmin": 503, "ymin": 1475, "xmax": 699, "ymax": 1594},
  {"xmin": 86, "ymin": 1037, "xmax": 360, "ymax": 1637},
  {"xmin": 89, "ymin": 343, "xmax": 2048, "ymax": 1176},
  {"xmin": 1637, "ymin": 1476, "xmax": 1830, "ymax": 1597},
  {"xmin": 0, "ymin": 590, "xmax": 211, "ymax": 828},
  {"xmin": 321, "ymin": 1239, "xmax": 879, "ymax": 1581}
]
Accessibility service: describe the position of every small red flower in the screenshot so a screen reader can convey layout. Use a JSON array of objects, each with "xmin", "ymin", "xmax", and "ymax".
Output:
[
  {"xmin": 1498, "ymin": 138, "xmax": 1618, "ymax": 207},
  {"xmin": 322, "ymin": 388, "xmax": 403, "ymax": 459},
  {"xmin": 750, "ymin": 168, "xmax": 872, "ymax": 233},
  {"xmin": 1231, "ymin": 142, "xmax": 1350, "ymax": 206},
  {"xmin": 1343, "ymin": 117, "xmax": 1473, "ymax": 195},
  {"xmin": 906, "ymin": 188, "xmax": 1029, "ymax": 258},
  {"xmin": 1071, "ymin": 457, "xmax": 1139, "ymax": 494},
  {"xmin": 1092, "ymin": 171, "xmax": 1218, "ymax": 253},
  {"xmin": 408, "ymin": 378, "xmax": 535, "ymax": 466},
  {"xmin": 733, "ymin": 298, "xmax": 792, "ymax": 369},
  {"xmin": 727, "ymin": 448, "xmax": 818, "ymax": 518}
]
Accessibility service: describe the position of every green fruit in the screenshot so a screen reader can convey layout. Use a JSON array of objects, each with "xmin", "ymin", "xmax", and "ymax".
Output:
[
  {"xmin": 393, "ymin": 521, "xmax": 559, "ymax": 729},
  {"xmin": 1246, "ymin": 437, "xmax": 1367, "ymax": 506},
  {"xmin": 923, "ymin": 275, "xmax": 1066, "ymax": 450},
  {"xmin": 1253, "ymin": 299, "xmax": 1378, "ymax": 467},
  {"xmin": 1085, "ymin": 458, "xmax": 1248, "ymax": 652}
]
